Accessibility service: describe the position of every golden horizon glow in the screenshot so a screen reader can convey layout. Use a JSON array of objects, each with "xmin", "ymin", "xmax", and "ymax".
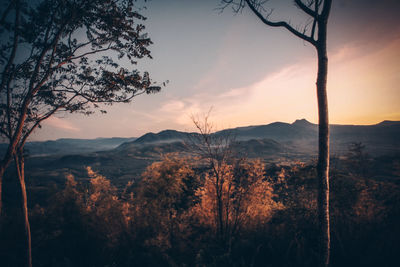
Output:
[
  {"xmin": 31, "ymin": 0, "xmax": 400, "ymax": 141},
  {"xmin": 36, "ymin": 37, "xmax": 400, "ymax": 140}
]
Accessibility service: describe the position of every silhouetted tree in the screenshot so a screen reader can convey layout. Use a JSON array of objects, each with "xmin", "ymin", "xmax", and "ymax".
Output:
[
  {"xmin": 345, "ymin": 142, "xmax": 370, "ymax": 177},
  {"xmin": 219, "ymin": 1, "xmax": 332, "ymax": 265},
  {"xmin": 187, "ymin": 112, "xmax": 235, "ymax": 243},
  {"xmin": 0, "ymin": 0, "xmax": 161, "ymax": 265}
]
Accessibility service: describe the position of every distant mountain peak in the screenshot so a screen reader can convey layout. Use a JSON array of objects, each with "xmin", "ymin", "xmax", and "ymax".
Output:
[
  {"xmin": 133, "ymin": 129, "xmax": 190, "ymax": 144},
  {"xmin": 292, "ymin": 119, "xmax": 313, "ymax": 126},
  {"xmin": 377, "ymin": 120, "xmax": 400, "ymax": 126}
]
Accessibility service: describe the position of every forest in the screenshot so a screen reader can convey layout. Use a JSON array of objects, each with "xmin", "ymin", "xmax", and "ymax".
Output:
[{"xmin": 1, "ymin": 141, "xmax": 399, "ymax": 266}]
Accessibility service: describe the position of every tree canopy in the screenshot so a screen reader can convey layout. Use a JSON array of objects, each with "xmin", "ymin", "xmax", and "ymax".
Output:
[{"xmin": 0, "ymin": 0, "xmax": 161, "ymax": 149}]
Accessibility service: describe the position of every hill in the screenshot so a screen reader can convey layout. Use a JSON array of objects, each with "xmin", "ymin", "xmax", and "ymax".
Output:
[
  {"xmin": 3, "ymin": 119, "xmax": 398, "ymax": 158},
  {"xmin": 0, "ymin": 137, "xmax": 136, "ymax": 157},
  {"xmin": 118, "ymin": 119, "xmax": 400, "ymax": 156},
  {"xmin": 4, "ymin": 119, "xmax": 399, "ymax": 187}
]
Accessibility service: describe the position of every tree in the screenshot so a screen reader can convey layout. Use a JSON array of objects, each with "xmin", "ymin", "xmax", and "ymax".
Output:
[
  {"xmin": 345, "ymin": 142, "xmax": 370, "ymax": 177},
  {"xmin": 193, "ymin": 159, "xmax": 279, "ymax": 239},
  {"xmin": 187, "ymin": 114, "xmax": 282, "ymax": 265},
  {"xmin": 135, "ymin": 155, "xmax": 198, "ymax": 254},
  {"xmin": 40, "ymin": 170, "xmax": 128, "ymax": 266},
  {"xmin": 219, "ymin": 0, "xmax": 332, "ymax": 266},
  {"xmin": 0, "ymin": 0, "xmax": 161, "ymax": 266},
  {"xmin": 187, "ymin": 112, "xmax": 235, "ymax": 243}
]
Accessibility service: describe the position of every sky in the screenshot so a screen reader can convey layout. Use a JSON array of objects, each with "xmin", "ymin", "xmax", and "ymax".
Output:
[{"xmin": 33, "ymin": 0, "xmax": 400, "ymax": 141}]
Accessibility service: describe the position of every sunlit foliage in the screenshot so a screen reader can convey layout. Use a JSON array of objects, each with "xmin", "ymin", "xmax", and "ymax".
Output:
[
  {"xmin": 1, "ymin": 150, "xmax": 399, "ymax": 266},
  {"xmin": 193, "ymin": 159, "xmax": 282, "ymax": 239}
]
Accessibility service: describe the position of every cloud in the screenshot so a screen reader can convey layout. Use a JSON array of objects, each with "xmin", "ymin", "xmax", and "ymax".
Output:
[
  {"xmin": 159, "ymin": 100, "xmax": 186, "ymax": 113},
  {"xmin": 331, "ymin": 44, "xmax": 360, "ymax": 63},
  {"xmin": 146, "ymin": 60, "xmax": 317, "ymax": 131},
  {"xmin": 130, "ymin": 36, "xmax": 400, "ymax": 135},
  {"xmin": 149, "ymin": 36, "xmax": 400, "ymax": 130},
  {"xmin": 218, "ymin": 88, "xmax": 247, "ymax": 98},
  {"xmin": 44, "ymin": 117, "xmax": 80, "ymax": 132},
  {"xmin": 35, "ymin": 34, "xmax": 400, "ymax": 140}
]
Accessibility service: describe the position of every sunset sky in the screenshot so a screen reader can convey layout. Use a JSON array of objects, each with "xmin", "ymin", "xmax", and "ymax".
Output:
[{"xmin": 34, "ymin": 0, "xmax": 400, "ymax": 141}]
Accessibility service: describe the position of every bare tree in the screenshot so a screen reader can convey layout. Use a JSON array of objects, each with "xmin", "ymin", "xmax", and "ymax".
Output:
[
  {"xmin": 0, "ymin": 0, "xmax": 162, "ymax": 266},
  {"xmin": 187, "ymin": 112, "xmax": 235, "ymax": 243},
  {"xmin": 219, "ymin": 0, "xmax": 332, "ymax": 266}
]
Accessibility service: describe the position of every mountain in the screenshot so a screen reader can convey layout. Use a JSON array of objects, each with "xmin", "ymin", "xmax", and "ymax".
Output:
[
  {"xmin": 13, "ymin": 119, "xmax": 399, "ymax": 188},
  {"xmin": 3, "ymin": 118, "xmax": 399, "ymax": 161},
  {"xmin": 130, "ymin": 130, "xmax": 196, "ymax": 145},
  {"xmin": 0, "ymin": 137, "xmax": 136, "ymax": 157},
  {"xmin": 217, "ymin": 119, "xmax": 317, "ymax": 141},
  {"xmin": 116, "ymin": 119, "xmax": 400, "ymax": 155},
  {"xmin": 377, "ymin": 120, "xmax": 400, "ymax": 127},
  {"xmin": 117, "ymin": 119, "xmax": 318, "ymax": 151}
]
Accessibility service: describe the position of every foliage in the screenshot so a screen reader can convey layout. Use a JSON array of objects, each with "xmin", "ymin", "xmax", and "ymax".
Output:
[
  {"xmin": 0, "ymin": 0, "xmax": 158, "ymax": 157},
  {"xmin": 1, "ymin": 152, "xmax": 399, "ymax": 266},
  {"xmin": 0, "ymin": 2, "xmax": 161, "ymax": 264},
  {"xmin": 134, "ymin": 155, "xmax": 198, "ymax": 255},
  {"xmin": 194, "ymin": 159, "xmax": 281, "ymax": 238},
  {"xmin": 345, "ymin": 142, "xmax": 371, "ymax": 177},
  {"xmin": 218, "ymin": 1, "xmax": 333, "ymax": 265},
  {"xmin": 0, "ymin": 0, "xmax": 161, "ymax": 147}
]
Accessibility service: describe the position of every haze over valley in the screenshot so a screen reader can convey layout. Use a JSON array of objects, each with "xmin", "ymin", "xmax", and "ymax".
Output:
[{"xmin": 3, "ymin": 119, "xmax": 398, "ymax": 188}]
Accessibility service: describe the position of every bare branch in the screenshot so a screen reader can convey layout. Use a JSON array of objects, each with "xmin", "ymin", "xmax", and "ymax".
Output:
[
  {"xmin": 217, "ymin": 0, "xmax": 246, "ymax": 14},
  {"xmin": 310, "ymin": 0, "xmax": 319, "ymax": 40},
  {"xmin": 294, "ymin": 0, "xmax": 318, "ymax": 18},
  {"xmin": 245, "ymin": 0, "xmax": 316, "ymax": 46}
]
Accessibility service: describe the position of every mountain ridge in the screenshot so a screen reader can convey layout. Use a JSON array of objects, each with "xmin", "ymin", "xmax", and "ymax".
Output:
[{"xmin": 1, "ymin": 119, "xmax": 399, "ymax": 157}]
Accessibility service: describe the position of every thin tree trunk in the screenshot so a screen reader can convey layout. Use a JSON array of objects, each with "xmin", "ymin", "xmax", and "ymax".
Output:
[
  {"xmin": 0, "ymin": 155, "xmax": 14, "ymax": 215},
  {"xmin": 15, "ymin": 153, "xmax": 32, "ymax": 267},
  {"xmin": 212, "ymin": 163, "xmax": 225, "ymax": 242},
  {"xmin": 216, "ymin": 182, "xmax": 224, "ymax": 241},
  {"xmin": 0, "ymin": 164, "xmax": 4, "ymax": 215},
  {"xmin": 316, "ymin": 21, "xmax": 330, "ymax": 267},
  {"xmin": 227, "ymin": 0, "xmax": 332, "ymax": 265}
]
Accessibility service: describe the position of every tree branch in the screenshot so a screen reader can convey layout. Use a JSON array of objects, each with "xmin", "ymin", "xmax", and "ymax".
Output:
[
  {"xmin": 310, "ymin": 0, "xmax": 319, "ymax": 40},
  {"xmin": 320, "ymin": 0, "xmax": 332, "ymax": 19},
  {"xmin": 0, "ymin": 0, "xmax": 19, "ymax": 95},
  {"xmin": 19, "ymin": 95, "xmax": 76, "ymax": 149},
  {"xmin": 9, "ymin": 21, "xmax": 68, "ymax": 153},
  {"xmin": 30, "ymin": 21, "xmax": 69, "ymax": 95},
  {"xmin": 245, "ymin": 0, "xmax": 316, "ymax": 46},
  {"xmin": 294, "ymin": 0, "xmax": 318, "ymax": 18},
  {"xmin": 54, "ymin": 44, "xmax": 113, "ymax": 69}
]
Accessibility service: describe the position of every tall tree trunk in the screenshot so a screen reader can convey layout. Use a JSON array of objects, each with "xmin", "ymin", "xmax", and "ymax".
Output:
[
  {"xmin": 0, "ymin": 155, "xmax": 14, "ymax": 215},
  {"xmin": 216, "ymin": 181, "xmax": 224, "ymax": 241},
  {"xmin": 316, "ymin": 19, "xmax": 330, "ymax": 267},
  {"xmin": 0, "ymin": 165, "xmax": 4, "ymax": 215},
  {"xmin": 15, "ymin": 153, "xmax": 32, "ymax": 267}
]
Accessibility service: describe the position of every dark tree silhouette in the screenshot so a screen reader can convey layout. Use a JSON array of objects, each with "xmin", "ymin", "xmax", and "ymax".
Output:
[
  {"xmin": 345, "ymin": 142, "xmax": 370, "ymax": 177},
  {"xmin": 187, "ymin": 112, "xmax": 235, "ymax": 243},
  {"xmin": 0, "ymin": 0, "xmax": 161, "ymax": 266},
  {"xmin": 219, "ymin": 0, "xmax": 332, "ymax": 266}
]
